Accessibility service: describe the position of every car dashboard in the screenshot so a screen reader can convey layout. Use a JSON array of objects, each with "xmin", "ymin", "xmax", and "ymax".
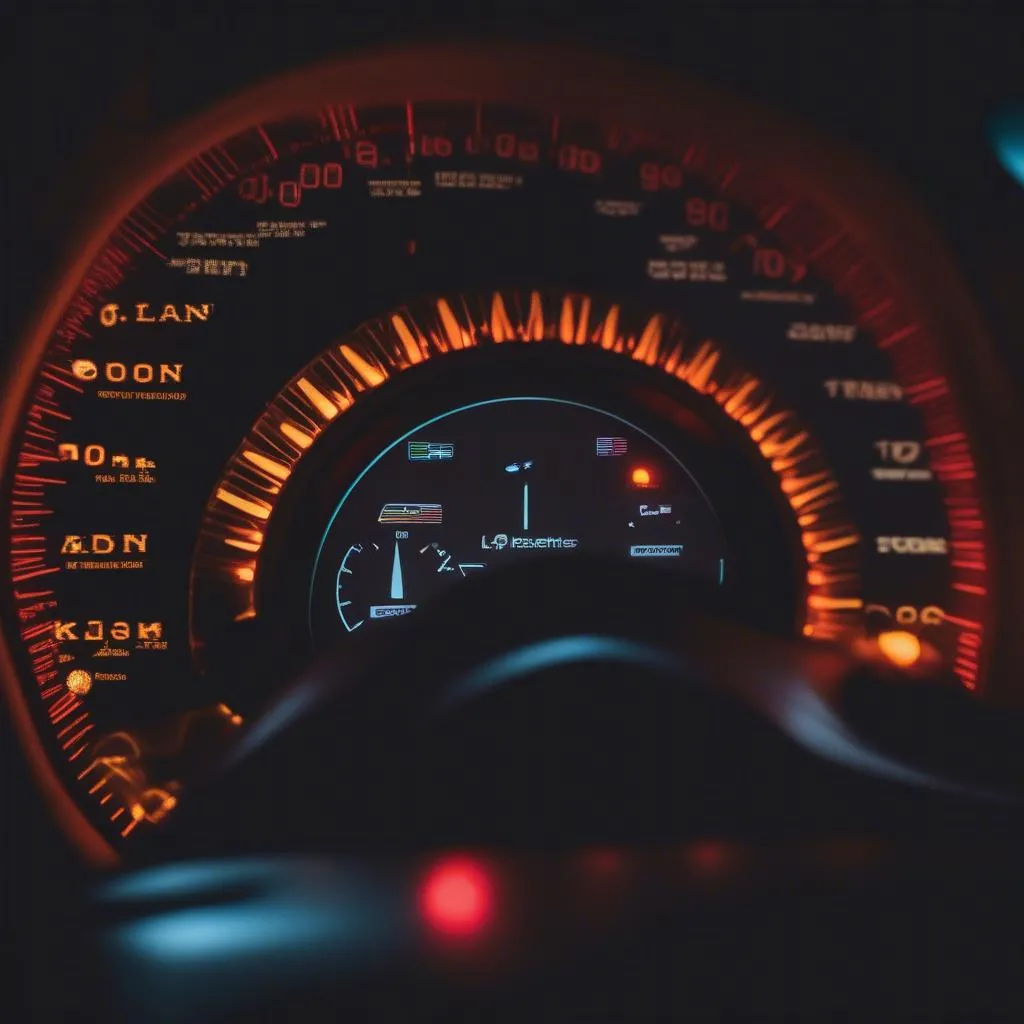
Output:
[{"xmin": 3, "ymin": 11, "xmax": 1024, "ymax": 1020}]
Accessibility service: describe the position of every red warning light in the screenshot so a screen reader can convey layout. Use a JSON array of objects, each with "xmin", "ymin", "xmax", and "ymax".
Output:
[
  {"xmin": 419, "ymin": 856, "xmax": 494, "ymax": 937},
  {"xmin": 630, "ymin": 466, "xmax": 655, "ymax": 488}
]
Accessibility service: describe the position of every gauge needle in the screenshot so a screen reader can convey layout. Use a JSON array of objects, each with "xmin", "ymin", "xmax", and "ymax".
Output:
[
  {"xmin": 523, "ymin": 482, "xmax": 529, "ymax": 531},
  {"xmin": 391, "ymin": 541, "xmax": 405, "ymax": 600}
]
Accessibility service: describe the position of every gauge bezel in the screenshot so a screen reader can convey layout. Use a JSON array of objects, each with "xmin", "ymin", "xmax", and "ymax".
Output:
[{"xmin": 1, "ymin": 42, "xmax": 1018, "ymax": 865}]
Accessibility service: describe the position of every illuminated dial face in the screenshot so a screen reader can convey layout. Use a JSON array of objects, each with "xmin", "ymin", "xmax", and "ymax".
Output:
[
  {"xmin": 0, "ymin": 51, "xmax": 993, "ymax": 857},
  {"xmin": 308, "ymin": 398, "xmax": 728, "ymax": 646}
]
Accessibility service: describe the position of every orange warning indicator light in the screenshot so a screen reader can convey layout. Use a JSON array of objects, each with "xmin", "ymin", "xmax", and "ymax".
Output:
[
  {"xmin": 66, "ymin": 669, "xmax": 92, "ymax": 696},
  {"xmin": 630, "ymin": 466, "xmax": 654, "ymax": 488},
  {"xmin": 877, "ymin": 630, "xmax": 922, "ymax": 668},
  {"xmin": 217, "ymin": 702, "xmax": 245, "ymax": 727}
]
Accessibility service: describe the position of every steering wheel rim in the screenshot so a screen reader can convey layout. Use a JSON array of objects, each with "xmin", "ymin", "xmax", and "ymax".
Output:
[{"xmin": 134, "ymin": 555, "xmax": 1012, "ymax": 863}]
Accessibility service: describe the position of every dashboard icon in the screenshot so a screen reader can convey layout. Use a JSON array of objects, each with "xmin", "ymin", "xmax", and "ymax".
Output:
[
  {"xmin": 408, "ymin": 441, "xmax": 454, "ymax": 461},
  {"xmin": 596, "ymin": 436, "xmax": 628, "ymax": 456},
  {"xmin": 377, "ymin": 502, "xmax": 443, "ymax": 524}
]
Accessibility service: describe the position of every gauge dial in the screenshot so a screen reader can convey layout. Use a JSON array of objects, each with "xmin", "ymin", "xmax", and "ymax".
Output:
[
  {"xmin": 0, "ymin": 46, "xmax": 996, "ymax": 859},
  {"xmin": 308, "ymin": 397, "xmax": 728, "ymax": 647}
]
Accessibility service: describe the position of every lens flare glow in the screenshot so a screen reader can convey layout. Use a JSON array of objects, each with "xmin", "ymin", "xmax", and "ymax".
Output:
[{"xmin": 418, "ymin": 856, "xmax": 494, "ymax": 937}]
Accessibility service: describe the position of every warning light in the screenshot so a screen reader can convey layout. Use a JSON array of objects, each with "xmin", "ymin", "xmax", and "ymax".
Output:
[
  {"xmin": 217, "ymin": 702, "xmax": 245, "ymax": 727},
  {"xmin": 877, "ymin": 630, "xmax": 922, "ymax": 669},
  {"xmin": 66, "ymin": 669, "xmax": 92, "ymax": 695},
  {"xmin": 418, "ymin": 856, "xmax": 494, "ymax": 937},
  {"xmin": 630, "ymin": 466, "xmax": 654, "ymax": 488}
]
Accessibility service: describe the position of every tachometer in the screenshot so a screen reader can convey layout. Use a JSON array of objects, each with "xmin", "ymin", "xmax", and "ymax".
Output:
[{"xmin": 0, "ymin": 45, "xmax": 1000, "ymax": 861}]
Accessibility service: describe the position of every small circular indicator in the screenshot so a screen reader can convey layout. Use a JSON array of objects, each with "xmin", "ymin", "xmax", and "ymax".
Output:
[
  {"xmin": 630, "ymin": 466, "xmax": 653, "ymax": 487},
  {"xmin": 65, "ymin": 669, "xmax": 92, "ymax": 696},
  {"xmin": 419, "ymin": 856, "xmax": 494, "ymax": 937},
  {"xmin": 877, "ymin": 630, "xmax": 922, "ymax": 669}
]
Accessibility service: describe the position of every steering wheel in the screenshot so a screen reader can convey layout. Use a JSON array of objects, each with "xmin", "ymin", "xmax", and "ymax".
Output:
[{"xmin": 75, "ymin": 557, "xmax": 1024, "ymax": 1018}]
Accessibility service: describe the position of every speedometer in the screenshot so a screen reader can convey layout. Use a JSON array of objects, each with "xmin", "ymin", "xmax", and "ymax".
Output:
[{"xmin": 0, "ymin": 44, "xmax": 1003, "ymax": 862}]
